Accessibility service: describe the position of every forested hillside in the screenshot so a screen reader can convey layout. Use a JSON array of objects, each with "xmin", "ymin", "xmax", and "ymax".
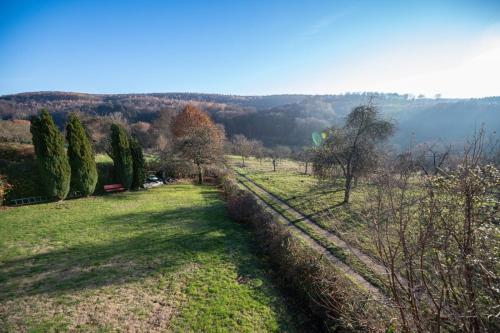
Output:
[{"xmin": 1, "ymin": 91, "xmax": 499, "ymax": 149}]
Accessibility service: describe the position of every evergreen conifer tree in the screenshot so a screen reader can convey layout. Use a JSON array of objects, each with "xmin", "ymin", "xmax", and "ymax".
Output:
[
  {"xmin": 30, "ymin": 109, "xmax": 71, "ymax": 200},
  {"xmin": 110, "ymin": 124, "xmax": 133, "ymax": 189},
  {"xmin": 66, "ymin": 113, "xmax": 98, "ymax": 196},
  {"xmin": 130, "ymin": 137, "xmax": 145, "ymax": 190}
]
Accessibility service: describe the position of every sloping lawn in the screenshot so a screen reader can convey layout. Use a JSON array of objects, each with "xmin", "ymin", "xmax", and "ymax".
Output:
[{"xmin": 0, "ymin": 184, "xmax": 300, "ymax": 332}]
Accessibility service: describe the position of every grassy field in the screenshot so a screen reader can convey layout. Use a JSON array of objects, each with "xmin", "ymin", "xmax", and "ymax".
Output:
[
  {"xmin": 229, "ymin": 156, "xmax": 377, "ymax": 259},
  {"xmin": 94, "ymin": 153, "xmax": 113, "ymax": 164},
  {"xmin": 0, "ymin": 184, "xmax": 303, "ymax": 332},
  {"xmin": 95, "ymin": 153, "xmax": 157, "ymax": 164},
  {"xmin": 236, "ymin": 175, "xmax": 388, "ymax": 293}
]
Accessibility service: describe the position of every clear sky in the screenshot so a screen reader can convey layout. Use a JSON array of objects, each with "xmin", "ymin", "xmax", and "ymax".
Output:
[{"xmin": 1, "ymin": 0, "xmax": 499, "ymax": 97}]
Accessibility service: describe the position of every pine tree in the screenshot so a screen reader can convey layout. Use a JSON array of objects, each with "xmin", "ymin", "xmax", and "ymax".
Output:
[
  {"xmin": 66, "ymin": 113, "xmax": 98, "ymax": 196},
  {"xmin": 110, "ymin": 124, "xmax": 133, "ymax": 189},
  {"xmin": 30, "ymin": 109, "xmax": 71, "ymax": 200},
  {"xmin": 130, "ymin": 137, "xmax": 145, "ymax": 190}
]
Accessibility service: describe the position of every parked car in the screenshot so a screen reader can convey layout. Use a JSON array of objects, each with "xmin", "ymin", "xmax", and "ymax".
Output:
[
  {"xmin": 143, "ymin": 175, "xmax": 163, "ymax": 189},
  {"xmin": 147, "ymin": 175, "xmax": 160, "ymax": 182}
]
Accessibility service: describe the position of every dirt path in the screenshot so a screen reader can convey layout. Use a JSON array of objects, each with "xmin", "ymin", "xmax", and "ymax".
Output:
[
  {"xmin": 237, "ymin": 172, "xmax": 391, "ymax": 276},
  {"xmin": 236, "ymin": 174, "xmax": 387, "ymax": 301}
]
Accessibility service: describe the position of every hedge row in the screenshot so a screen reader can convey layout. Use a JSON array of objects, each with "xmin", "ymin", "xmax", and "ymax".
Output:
[
  {"xmin": 0, "ymin": 144, "xmax": 42, "ymax": 202},
  {"xmin": 216, "ymin": 170, "xmax": 390, "ymax": 332},
  {"xmin": 1, "ymin": 156, "xmax": 115, "ymax": 201}
]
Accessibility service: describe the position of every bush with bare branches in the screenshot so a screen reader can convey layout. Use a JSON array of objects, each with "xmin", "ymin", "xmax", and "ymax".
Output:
[
  {"xmin": 366, "ymin": 131, "xmax": 500, "ymax": 332},
  {"xmin": 223, "ymin": 176, "xmax": 391, "ymax": 332}
]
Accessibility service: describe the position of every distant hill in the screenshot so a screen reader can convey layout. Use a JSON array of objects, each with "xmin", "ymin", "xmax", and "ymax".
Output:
[{"xmin": 1, "ymin": 91, "xmax": 499, "ymax": 149}]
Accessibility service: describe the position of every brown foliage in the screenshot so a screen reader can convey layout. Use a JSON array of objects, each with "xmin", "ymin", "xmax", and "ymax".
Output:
[
  {"xmin": 170, "ymin": 105, "xmax": 225, "ymax": 184},
  {"xmin": 0, "ymin": 174, "xmax": 13, "ymax": 205},
  {"xmin": 80, "ymin": 116, "xmax": 113, "ymax": 153},
  {"xmin": 171, "ymin": 104, "xmax": 214, "ymax": 138},
  {"xmin": 0, "ymin": 119, "xmax": 31, "ymax": 143}
]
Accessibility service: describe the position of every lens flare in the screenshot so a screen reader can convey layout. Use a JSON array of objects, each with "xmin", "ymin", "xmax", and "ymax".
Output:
[{"xmin": 312, "ymin": 132, "xmax": 322, "ymax": 146}]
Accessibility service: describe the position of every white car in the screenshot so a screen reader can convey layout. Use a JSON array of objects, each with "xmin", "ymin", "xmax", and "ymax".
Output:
[{"xmin": 143, "ymin": 175, "xmax": 163, "ymax": 189}]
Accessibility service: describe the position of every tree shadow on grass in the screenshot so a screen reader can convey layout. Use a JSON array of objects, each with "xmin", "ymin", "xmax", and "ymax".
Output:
[
  {"xmin": 0, "ymin": 203, "xmax": 239, "ymax": 302},
  {"xmin": 0, "ymin": 188, "xmax": 315, "ymax": 332},
  {"xmin": 303, "ymin": 202, "xmax": 345, "ymax": 220},
  {"xmin": 280, "ymin": 180, "xmax": 343, "ymax": 202}
]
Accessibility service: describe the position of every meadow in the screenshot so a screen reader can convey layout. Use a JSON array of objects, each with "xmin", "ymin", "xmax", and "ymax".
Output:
[
  {"xmin": 0, "ymin": 184, "xmax": 303, "ymax": 332},
  {"xmin": 228, "ymin": 156, "xmax": 378, "ymax": 259}
]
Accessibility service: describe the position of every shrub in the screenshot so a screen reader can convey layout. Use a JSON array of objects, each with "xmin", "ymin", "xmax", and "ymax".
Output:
[
  {"xmin": 0, "ymin": 119, "xmax": 31, "ymax": 143},
  {"xmin": 0, "ymin": 175, "xmax": 13, "ymax": 205},
  {"xmin": 220, "ymin": 177, "xmax": 240, "ymax": 200},
  {"xmin": 0, "ymin": 159, "xmax": 42, "ymax": 201},
  {"xmin": 66, "ymin": 114, "xmax": 98, "ymax": 196},
  {"xmin": 130, "ymin": 137, "xmax": 145, "ymax": 190},
  {"xmin": 159, "ymin": 153, "xmax": 197, "ymax": 179},
  {"xmin": 0, "ymin": 143, "xmax": 34, "ymax": 160},
  {"xmin": 94, "ymin": 162, "xmax": 115, "ymax": 194},
  {"xmin": 0, "ymin": 144, "xmax": 43, "ymax": 201},
  {"xmin": 110, "ymin": 124, "xmax": 133, "ymax": 189},
  {"xmin": 223, "ymin": 176, "xmax": 387, "ymax": 332},
  {"xmin": 226, "ymin": 192, "xmax": 257, "ymax": 223},
  {"xmin": 30, "ymin": 109, "xmax": 70, "ymax": 200}
]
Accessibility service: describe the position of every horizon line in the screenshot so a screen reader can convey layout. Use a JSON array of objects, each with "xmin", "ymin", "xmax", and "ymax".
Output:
[{"xmin": 2, "ymin": 90, "xmax": 499, "ymax": 100}]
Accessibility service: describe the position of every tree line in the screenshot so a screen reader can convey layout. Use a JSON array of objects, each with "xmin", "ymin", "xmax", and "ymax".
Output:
[
  {"xmin": 29, "ymin": 109, "xmax": 145, "ymax": 201},
  {"xmin": 3, "ymin": 91, "xmax": 498, "ymax": 151}
]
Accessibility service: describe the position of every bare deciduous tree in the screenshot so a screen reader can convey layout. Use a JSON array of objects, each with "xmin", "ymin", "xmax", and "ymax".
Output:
[
  {"xmin": 367, "ymin": 130, "xmax": 500, "ymax": 333},
  {"xmin": 231, "ymin": 134, "xmax": 253, "ymax": 166},
  {"xmin": 415, "ymin": 142, "xmax": 453, "ymax": 176},
  {"xmin": 176, "ymin": 126, "xmax": 224, "ymax": 184},
  {"xmin": 251, "ymin": 140, "xmax": 265, "ymax": 164},
  {"xmin": 267, "ymin": 145, "xmax": 291, "ymax": 172},
  {"xmin": 313, "ymin": 104, "xmax": 394, "ymax": 203},
  {"xmin": 294, "ymin": 147, "xmax": 314, "ymax": 174}
]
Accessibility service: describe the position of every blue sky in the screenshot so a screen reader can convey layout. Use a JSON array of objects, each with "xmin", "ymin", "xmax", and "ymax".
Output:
[{"xmin": 1, "ymin": 0, "xmax": 499, "ymax": 97}]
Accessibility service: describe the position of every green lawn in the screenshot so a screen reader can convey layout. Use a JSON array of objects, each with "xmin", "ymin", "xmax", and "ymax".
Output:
[
  {"xmin": 95, "ymin": 153, "xmax": 157, "ymax": 164},
  {"xmin": 94, "ymin": 153, "xmax": 113, "ymax": 164},
  {"xmin": 0, "ymin": 184, "xmax": 302, "ymax": 332}
]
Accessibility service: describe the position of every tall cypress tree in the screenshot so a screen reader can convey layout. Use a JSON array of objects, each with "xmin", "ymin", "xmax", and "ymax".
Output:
[
  {"xmin": 30, "ymin": 109, "xmax": 71, "ymax": 200},
  {"xmin": 66, "ymin": 113, "xmax": 98, "ymax": 196},
  {"xmin": 130, "ymin": 137, "xmax": 145, "ymax": 190},
  {"xmin": 110, "ymin": 124, "xmax": 133, "ymax": 189}
]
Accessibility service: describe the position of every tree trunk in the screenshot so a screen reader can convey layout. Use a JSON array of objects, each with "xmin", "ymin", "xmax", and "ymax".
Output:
[
  {"xmin": 343, "ymin": 175, "xmax": 352, "ymax": 203},
  {"xmin": 242, "ymin": 156, "xmax": 245, "ymax": 166},
  {"xmin": 197, "ymin": 164, "xmax": 203, "ymax": 184},
  {"xmin": 463, "ymin": 190, "xmax": 480, "ymax": 332},
  {"xmin": 304, "ymin": 162, "xmax": 308, "ymax": 175}
]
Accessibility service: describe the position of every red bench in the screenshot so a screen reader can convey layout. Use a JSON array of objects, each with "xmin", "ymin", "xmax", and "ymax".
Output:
[{"xmin": 104, "ymin": 184, "xmax": 125, "ymax": 193}]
